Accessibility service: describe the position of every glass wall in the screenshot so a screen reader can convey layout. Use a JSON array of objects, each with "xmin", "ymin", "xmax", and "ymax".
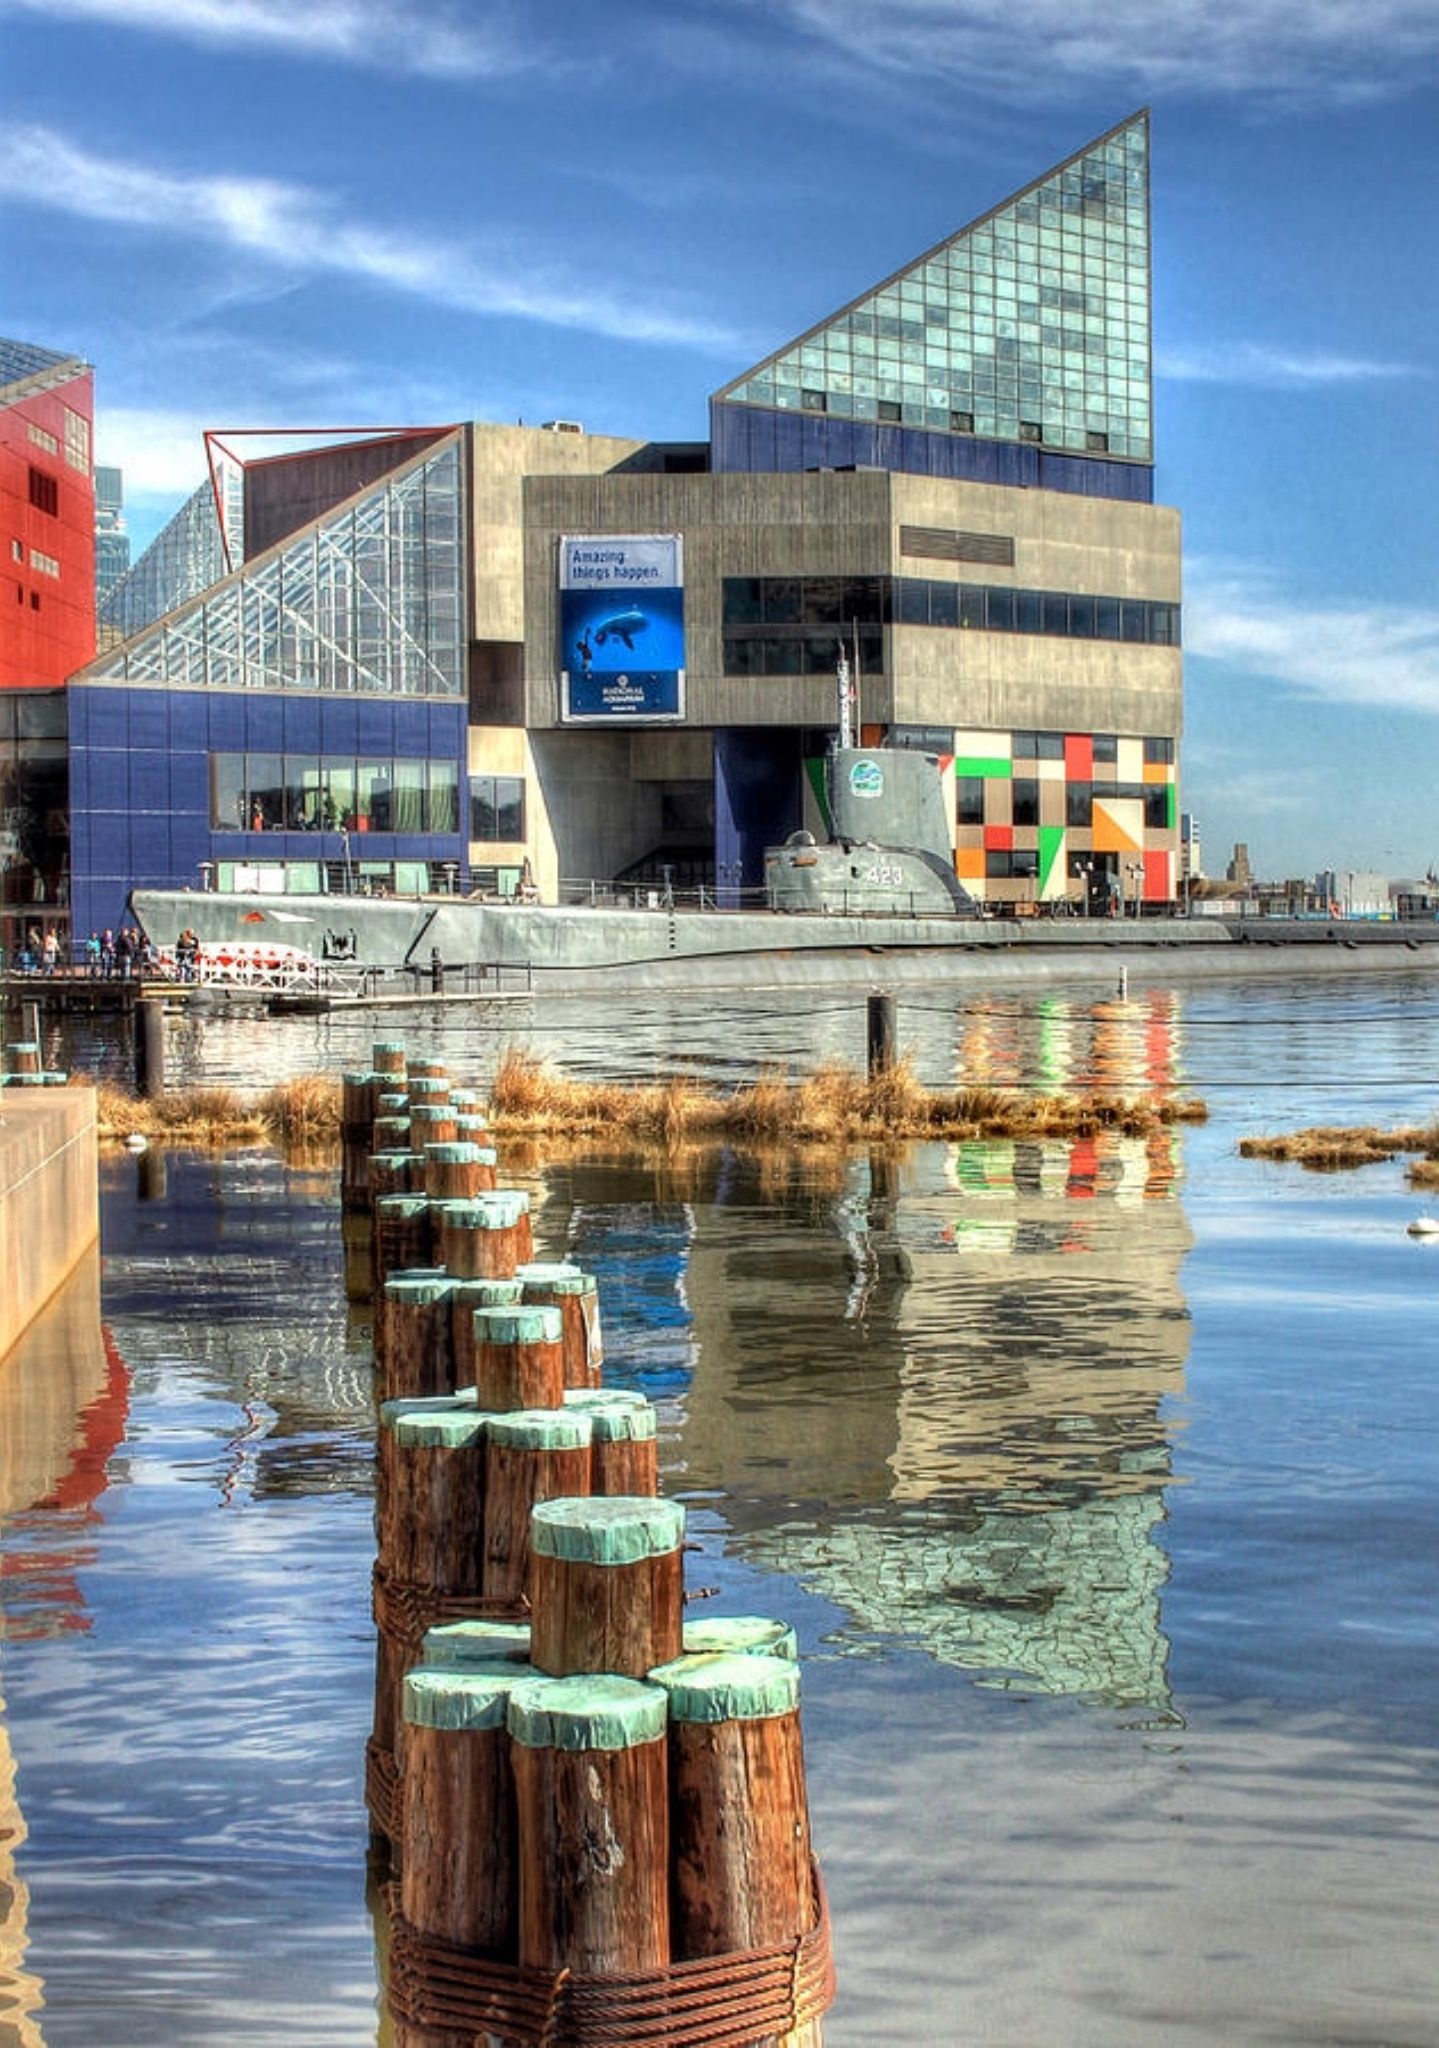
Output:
[{"xmin": 208, "ymin": 752, "xmax": 460, "ymax": 833}]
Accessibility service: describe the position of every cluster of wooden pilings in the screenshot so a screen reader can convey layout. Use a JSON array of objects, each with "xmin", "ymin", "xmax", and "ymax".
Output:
[
  {"xmin": 0, "ymin": 1037, "xmax": 67, "ymax": 1087},
  {"xmin": 342, "ymin": 1042, "xmax": 835, "ymax": 2048}
]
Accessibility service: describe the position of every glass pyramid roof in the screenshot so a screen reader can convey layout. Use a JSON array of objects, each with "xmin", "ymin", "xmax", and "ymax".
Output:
[
  {"xmin": 80, "ymin": 433, "xmax": 465, "ymax": 699},
  {"xmin": 714, "ymin": 112, "xmax": 1151, "ymax": 463},
  {"xmin": 0, "ymin": 337, "xmax": 82, "ymax": 396}
]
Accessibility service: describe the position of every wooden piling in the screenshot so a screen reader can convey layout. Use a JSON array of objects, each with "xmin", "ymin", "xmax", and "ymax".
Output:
[
  {"xmin": 379, "ymin": 1274, "xmax": 456, "ymax": 1403},
  {"xmin": 424, "ymin": 1142, "xmax": 497, "ymax": 1203},
  {"xmin": 517, "ymin": 1262, "xmax": 603, "ymax": 1389},
  {"xmin": 372, "ymin": 1040, "xmax": 408, "ymax": 1079},
  {"xmin": 471, "ymin": 1305, "xmax": 566, "ymax": 1414},
  {"xmin": 649, "ymin": 1652, "xmax": 816, "ymax": 2047},
  {"xmin": 135, "ymin": 999, "xmax": 166, "ymax": 1099},
  {"xmin": 450, "ymin": 1277, "xmax": 522, "ymax": 1393},
  {"xmin": 421, "ymin": 1618, "xmax": 532, "ymax": 1670},
  {"xmin": 9, "ymin": 1042, "xmax": 40, "ymax": 1077},
  {"xmin": 482, "ymin": 1411, "xmax": 593, "ymax": 1606},
  {"xmin": 867, "ymin": 989, "xmax": 897, "ymax": 1079},
  {"xmin": 439, "ymin": 1192, "xmax": 533, "ymax": 1281},
  {"xmin": 528, "ymin": 1496, "xmax": 685, "ymax": 1679},
  {"xmin": 682, "ymin": 1614, "xmax": 799, "ymax": 1661},
  {"xmin": 409, "ymin": 1102, "xmax": 459, "ymax": 1150},
  {"xmin": 507, "ymin": 1674, "xmax": 671, "ymax": 1975},
  {"xmin": 370, "ymin": 1409, "xmax": 490, "ymax": 1844},
  {"xmin": 399, "ymin": 1666, "xmax": 525, "ymax": 1970},
  {"xmin": 561, "ymin": 1391, "xmax": 659, "ymax": 1497},
  {"xmin": 373, "ymin": 1194, "xmax": 434, "ymax": 1295},
  {"xmin": 369, "ymin": 1151, "xmax": 426, "ymax": 1205}
]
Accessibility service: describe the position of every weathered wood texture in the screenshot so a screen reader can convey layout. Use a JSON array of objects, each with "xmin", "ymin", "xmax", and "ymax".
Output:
[
  {"xmin": 512, "ymin": 1737, "xmax": 670, "ymax": 1975},
  {"xmin": 482, "ymin": 1440, "xmax": 591, "ymax": 1605},
  {"xmin": 529, "ymin": 1547, "xmax": 683, "ymax": 1679}
]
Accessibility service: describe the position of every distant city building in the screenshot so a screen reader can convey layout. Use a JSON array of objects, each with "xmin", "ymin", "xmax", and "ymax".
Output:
[
  {"xmin": 1226, "ymin": 842, "xmax": 1252, "ymax": 891},
  {"xmin": 98, "ymin": 458, "xmax": 243, "ymax": 640},
  {"xmin": 1180, "ymin": 812, "xmax": 1202, "ymax": 880},
  {"xmin": 93, "ymin": 464, "xmax": 130, "ymax": 606}
]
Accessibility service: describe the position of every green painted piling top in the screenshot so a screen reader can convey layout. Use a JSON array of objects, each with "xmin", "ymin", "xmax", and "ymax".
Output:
[
  {"xmin": 391, "ymin": 1410, "xmax": 489, "ymax": 1450},
  {"xmin": 647, "ymin": 1650, "xmax": 800, "ymax": 1724},
  {"xmin": 409, "ymin": 1077, "xmax": 450, "ymax": 1098},
  {"xmin": 374, "ymin": 1195, "xmax": 431, "ymax": 1220},
  {"xmin": 342, "ymin": 1068, "xmax": 378, "ymax": 1087},
  {"xmin": 425, "ymin": 1142, "xmax": 487, "ymax": 1165},
  {"xmin": 562, "ymin": 1388, "xmax": 646, "ymax": 1411},
  {"xmin": 530, "ymin": 1495, "xmax": 684, "ymax": 1564},
  {"xmin": 518, "ymin": 1262, "xmax": 596, "ymax": 1298},
  {"xmin": 449, "ymin": 1089, "xmax": 481, "ymax": 1108},
  {"xmin": 452, "ymin": 1114, "xmax": 489, "ymax": 1135},
  {"xmin": 373, "ymin": 1040, "xmax": 407, "ymax": 1058},
  {"xmin": 582, "ymin": 1402, "xmax": 655, "ymax": 1444},
  {"xmin": 450, "ymin": 1278, "xmax": 523, "ymax": 1308},
  {"xmin": 441, "ymin": 1191, "xmax": 528, "ymax": 1229},
  {"xmin": 409, "ymin": 1103, "xmax": 456, "ymax": 1126},
  {"xmin": 9, "ymin": 1043, "xmax": 39, "ymax": 1056},
  {"xmin": 472, "ymin": 1305, "xmax": 563, "ymax": 1347},
  {"xmin": 405, "ymin": 1665, "xmax": 525, "ymax": 1731},
  {"xmin": 380, "ymin": 1393, "xmax": 475, "ymax": 1427},
  {"xmin": 383, "ymin": 1272, "xmax": 455, "ymax": 1306},
  {"xmin": 422, "ymin": 1619, "xmax": 532, "ymax": 1667},
  {"xmin": 485, "ymin": 1409, "xmax": 592, "ymax": 1451},
  {"xmin": 507, "ymin": 1674, "xmax": 668, "ymax": 1753},
  {"xmin": 377, "ymin": 1091, "xmax": 410, "ymax": 1112},
  {"xmin": 682, "ymin": 1615, "xmax": 799, "ymax": 1662}
]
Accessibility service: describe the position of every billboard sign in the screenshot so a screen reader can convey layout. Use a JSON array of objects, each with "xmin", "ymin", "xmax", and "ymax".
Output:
[{"xmin": 560, "ymin": 534, "xmax": 685, "ymax": 721}]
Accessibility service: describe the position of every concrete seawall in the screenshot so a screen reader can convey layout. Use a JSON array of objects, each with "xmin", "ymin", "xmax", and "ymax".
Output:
[{"xmin": 0, "ymin": 1088, "xmax": 99, "ymax": 1362}]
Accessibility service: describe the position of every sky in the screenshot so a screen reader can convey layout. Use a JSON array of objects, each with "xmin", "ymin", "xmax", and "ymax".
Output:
[{"xmin": 2, "ymin": 0, "xmax": 1438, "ymax": 881}]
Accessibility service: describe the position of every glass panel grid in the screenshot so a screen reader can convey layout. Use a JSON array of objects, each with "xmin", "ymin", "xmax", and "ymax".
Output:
[{"xmin": 720, "ymin": 116, "xmax": 1151, "ymax": 462}]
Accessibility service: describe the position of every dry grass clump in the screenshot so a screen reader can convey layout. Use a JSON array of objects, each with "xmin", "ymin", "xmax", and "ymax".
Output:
[
  {"xmin": 94, "ymin": 1074, "xmax": 341, "ymax": 1150},
  {"xmin": 1241, "ymin": 1119, "xmax": 1439, "ymax": 1187},
  {"xmin": 487, "ymin": 1049, "xmax": 1202, "ymax": 1148}
]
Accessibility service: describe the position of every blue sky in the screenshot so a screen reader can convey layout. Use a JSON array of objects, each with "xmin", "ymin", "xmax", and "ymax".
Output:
[{"xmin": 2, "ymin": 0, "xmax": 1438, "ymax": 880}]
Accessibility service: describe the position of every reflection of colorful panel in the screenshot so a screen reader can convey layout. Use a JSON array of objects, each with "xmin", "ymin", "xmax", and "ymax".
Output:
[{"xmin": 1092, "ymin": 796, "xmax": 1144, "ymax": 853}]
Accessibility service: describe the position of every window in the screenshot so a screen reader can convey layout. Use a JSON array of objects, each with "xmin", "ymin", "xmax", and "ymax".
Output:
[
  {"xmin": 11, "ymin": 539, "xmax": 23, "ymax": 562},
  {"xmin": 957, "ymin": 777, "xmax": 986, "ymax": 826},
  {"xmin": 800, "ymin": 389, "xmax": 828, "ymax": 412},
  {"xmin": 950, "ymin": 410, "xmax": 974, "ymax": 433},
  {"xmin": 1066, "ymin": 783, "xmax": 1092, "ymax": 826},
  {"xmin": 28, "ymin": 467, "xmax": 58, "ymax": 517},
  {"xmin": 1092, "ymin": 733, "xmax": 1118, "ymax": 763},
  {"xmin": 30, "ymin": 550, "xmax": 59, "ymax": 579},
  {"xmin": 1143, "ymin": 736, "xmax": 1175, "ymax": 764},
  {"xmin": 470, "ymin": 775, "xmax": 525, "ymax": 842},
  {"xmin": 1012, "ymin": 778, "xmax": 1039, "ymax": 827},
  {"xmin": 1018, "ymin": 420, "xmax": 1043, "ymax": 443},
  {"xmin": 1085, "ymin": 430, "xmax": 1110, "ymax": 453},
  {"xmin": 27, "ymin": 422, "xmax": 58, "ymax": 456},
  {"xmin": 877, "ymin": 399, "xmax": 902, "ymax": 422},
  {"xmin": 64, "ymin": 407, "xmax": 90, "ymax": 475}
]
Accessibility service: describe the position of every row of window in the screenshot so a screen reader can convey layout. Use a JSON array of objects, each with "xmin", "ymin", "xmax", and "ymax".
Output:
[
  {"xmin": 209, "ymin": 752, "xmax": 460, "ymax": 834},
  {"xmin": 722, "ymin": 575, "xmax": 1179, "ymax": 645},
  {"xmin": 958, "ymin": 780, "xmax": 1171, "ymax": 828}
]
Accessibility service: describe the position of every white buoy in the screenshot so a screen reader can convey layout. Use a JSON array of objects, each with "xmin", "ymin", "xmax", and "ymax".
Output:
[
  {"xmin": 124, "ymin": 1133, "xmax": 148, "ymax": 1153},
  {"xmin": 1405, "ymin": 1216, "xmax": 1439, "ymax": 1238}
]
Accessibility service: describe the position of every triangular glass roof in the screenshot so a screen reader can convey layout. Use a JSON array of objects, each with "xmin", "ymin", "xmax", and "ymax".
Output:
[
  {"xmin": 0, "ymin": 337, "xmax": 82, "ymax": 397},
  {"xmin": 714, "ymin": 112, "xmax": 1151, "ymax": 463},
  {"xmin": 78, "ymin": 432, "xmax": 465, "ymax": 700}
]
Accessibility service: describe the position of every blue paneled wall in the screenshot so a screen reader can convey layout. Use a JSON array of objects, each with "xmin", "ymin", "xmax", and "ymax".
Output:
[
  {"xmin": 67, "ymin": 683, "xmax": 467, "ymax": 939},
  {"xmin": 709, "ymin": 401, "xmax": 1153, "ymax": 504}
]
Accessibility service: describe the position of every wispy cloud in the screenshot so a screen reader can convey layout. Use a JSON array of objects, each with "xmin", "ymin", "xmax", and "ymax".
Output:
[
  {"xmin": 0, "ymin": 127, "xmax": 738, "ymax": 353},
  {"xmin": 1159, "ymin": 342, "xmax": 1420, "ymax": 387},
  {"xmin": 0, "ymin": 0, "xmax": 524, "ymax": 78},
  {"xmin": 1186, "ymin": 562, "xmax": 1439, "ymax": 715},
  {"xmin": 759, "ymin": 0, "xmax": 1439, "ymax": 103}
]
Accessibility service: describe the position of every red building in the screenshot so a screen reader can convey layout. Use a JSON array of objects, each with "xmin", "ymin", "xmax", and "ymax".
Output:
[
  {"xmin": 1, "ymin": 338, "xmax": 96, "ymax": 690},
  {"xmin": 1, "ymin": 338, "xmax": 95, "ymax": 960}
]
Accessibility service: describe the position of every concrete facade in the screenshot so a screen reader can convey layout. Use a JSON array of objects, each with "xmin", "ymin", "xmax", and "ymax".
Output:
[{"xmin": 0, "ymin": 1089, "xmax": 99, "ymax": 1361}]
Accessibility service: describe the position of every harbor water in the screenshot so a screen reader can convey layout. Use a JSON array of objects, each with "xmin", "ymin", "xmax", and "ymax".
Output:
[{"xmin": 2, "ymin": 968, "xmax": 1438, "ymax": 2045}]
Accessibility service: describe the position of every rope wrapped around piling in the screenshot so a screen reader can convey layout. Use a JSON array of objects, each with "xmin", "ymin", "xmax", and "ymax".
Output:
[
  {"xmin": 372, "ymin": 1559, "xmax": 528, "ymax": 1653},
  {"xmin": 385, "ymin": 1860, "xmax": 835, "ymax": 2047}
]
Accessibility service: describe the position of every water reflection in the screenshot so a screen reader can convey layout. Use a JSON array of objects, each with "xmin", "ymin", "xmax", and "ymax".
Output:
[
  {"xmin": 0, "ymin": 1246, "xmax": 125, "ymax": 2048},
  {"xmin": 536, "ymin": 1124, "xmax": 1190, "ymax": 1714}
]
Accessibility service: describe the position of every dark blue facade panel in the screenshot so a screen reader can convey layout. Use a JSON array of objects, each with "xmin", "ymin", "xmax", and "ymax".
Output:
[
  {"xmin": 709, "ymin": 401, "xmax": 1154, "ymax": 505},
  {"xmin": 67, "ymin": 682, "xmax": 469, "ymax": 940},
  {"xmin": 714, "ymin": 728, "xmax": 804, "ymax": 902}
]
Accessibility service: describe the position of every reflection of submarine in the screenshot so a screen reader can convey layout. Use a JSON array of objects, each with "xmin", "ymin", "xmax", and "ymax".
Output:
[{"xmin": 593, "ymin": 607, "xmax": 648, "ymax": 651}]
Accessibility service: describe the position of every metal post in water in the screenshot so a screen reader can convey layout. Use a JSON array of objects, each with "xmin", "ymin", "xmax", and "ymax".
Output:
[
  {"xmin": 135, "ymin": 996, "xmax": 165, "ymax": 1098},
  {"xmin": 867, "ymin": 990, "xmax": 896, "ymax": 1079},
  {"xmin": 1119, "ymin": 965, "xmax": 1129, "ymax": 999}
]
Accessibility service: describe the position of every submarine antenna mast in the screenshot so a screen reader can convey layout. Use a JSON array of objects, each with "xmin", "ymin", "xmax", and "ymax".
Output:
[{"xmin": 836, "ymin": 639, "xmax": 854, "ymax": 751}]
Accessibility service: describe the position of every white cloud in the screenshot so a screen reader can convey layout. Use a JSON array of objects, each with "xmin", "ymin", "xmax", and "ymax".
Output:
[
  {"xmin": 1186, "ymin": 563, "xmax": 1439, "ymax": 715},
  {"xmin": 0, "ymin": 127, "xmax": 737, "ymax": 352},
  {"xmin": 1159, "ymin": 343, "xmax": 1419, "ymax": 387},
  {"xmin": 761, "ymin": 0, "xmax": 1439, "ymax": 103},
  {"xmin": 0, "ymin": 0, "xmax": 524, "ymax": 79},
  {"xmin": 94, "ymin": 406, "xmax": 213, "ymax": 496}
]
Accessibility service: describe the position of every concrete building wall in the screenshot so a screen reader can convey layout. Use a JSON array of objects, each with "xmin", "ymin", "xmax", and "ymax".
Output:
[{"xmin": 0, "ymin": 1090, "xmax": 98, "ymax": 1362}]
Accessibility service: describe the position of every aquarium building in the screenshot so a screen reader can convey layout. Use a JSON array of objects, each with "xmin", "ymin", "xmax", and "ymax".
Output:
[{"xmin": 65, "ymin": 111, "xmax": 1180, "ymax": 938}]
